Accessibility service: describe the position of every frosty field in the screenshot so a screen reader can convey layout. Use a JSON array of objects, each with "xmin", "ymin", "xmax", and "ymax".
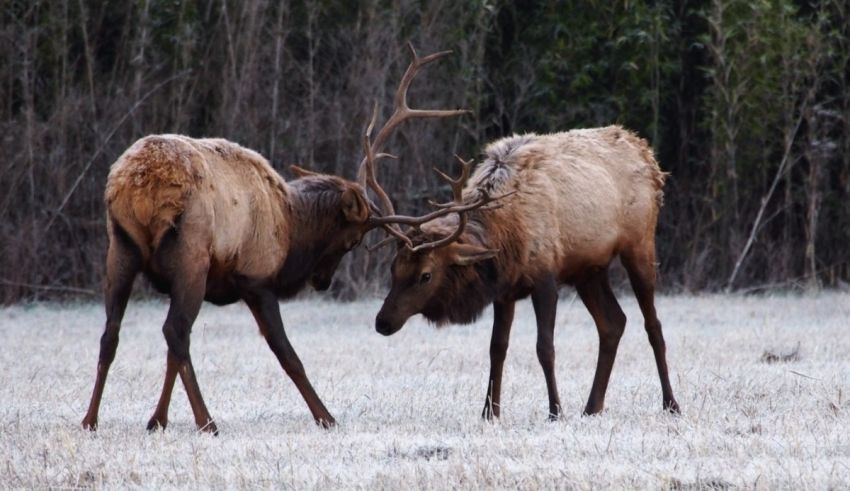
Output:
[{"xmin": 1, "ymin": 292, "xmax": 848, "ymax": 489}]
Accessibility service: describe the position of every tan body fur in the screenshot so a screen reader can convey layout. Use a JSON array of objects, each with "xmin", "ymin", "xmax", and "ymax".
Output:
[
  {"xmin": 107, "ymin": 135, "xmax": 291, "ymax": 279},
  {"xmin": 457, "ymin": 125, "xmax": 665, "ymax": 284},
  {"xmin": 376, "ymin": 125, "xmax": 678, "ymax": 419}
]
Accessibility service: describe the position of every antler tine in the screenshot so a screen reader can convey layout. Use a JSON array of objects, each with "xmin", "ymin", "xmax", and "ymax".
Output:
[
  {"xmin": 360, "ymin": 106, "xmax": 401, "ymax": 175},
  {"xmin": 430, "ymin": 154, "xmax": 473, "ymax": 208},
  {"xmin": 361, "ymin": 101, "xmax": 414, "ymax": 248},
  {"xmin": 359, "ymin": 101, "xmax": 378, "ymax": 186},
  {"xmin": 357, "ymin": 43, "xmax": 469, "ymax": 212},
  {"xmin": 409, "ymin": 155, "xmax": 473, "ymax": 252},
  {"xmin": 369, "ymin": 192, "xmax": 511, "ymax": 227},
  {"xmin": 362, "ymin": 102, "xmax": 395, "ymax": 219},
  {"xmin": 369, "ymin": 154, "xmax": 516, "ymax": 252},
  {"xmin": 379, "ymin": 222, "xmax": 414, "ymax": 249},
  {"xmin": 366, "ymin": 235, "xmax": 397, "ymax": 253},
  {"xmin": 409, "ymin": 213, "xmax": 468, "ymax": 253},
  {"xmin": 364, "ymin": 138, "xmax": 413, "ymax": 248}
]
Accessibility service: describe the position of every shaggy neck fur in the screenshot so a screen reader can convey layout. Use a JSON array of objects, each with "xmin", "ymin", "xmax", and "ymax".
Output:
[{"xmin": 415, "ymin": 220, "xmax": 504, "ymax": 326}]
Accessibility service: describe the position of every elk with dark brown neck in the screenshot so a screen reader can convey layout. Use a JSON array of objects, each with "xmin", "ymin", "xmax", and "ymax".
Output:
[{"xmin": 373, "ymin": 126, "xmax": 680, "ymax": 420}]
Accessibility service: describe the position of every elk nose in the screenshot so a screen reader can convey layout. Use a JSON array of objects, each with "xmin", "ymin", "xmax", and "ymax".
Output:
[{"xmin": 375, "ymin": 317, "xmax": 395, "ymax": 336}]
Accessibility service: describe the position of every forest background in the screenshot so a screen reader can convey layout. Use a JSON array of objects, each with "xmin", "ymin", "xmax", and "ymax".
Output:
[{"xmin": 1, "ymin": 0, "xmax": 848, "ymax": 303}]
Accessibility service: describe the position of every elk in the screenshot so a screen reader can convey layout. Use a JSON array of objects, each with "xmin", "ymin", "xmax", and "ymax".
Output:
[
  {"xmin": 371, "ymin": 127, "xmax": 680, "ymax": 420},
  {"xmin": 80, "ymin": 43, "xmax": 466, "ymax": 434}
]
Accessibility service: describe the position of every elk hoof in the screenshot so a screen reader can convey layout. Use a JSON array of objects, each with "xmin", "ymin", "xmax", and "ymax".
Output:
[
  {"xmin": 81, "ymin": 418, "xmax": 98, "ymax": 431},
  {"xmin": 582, "ymin": 403, "xmax": 604, "ymax": 416},
  {"xmin": 546, "ymin": 412, "xmax": 561, "ymax": 422},
  {"xmin": 199, "ymin": 420, "xmax": 219, "ymax": 436},
  {"xmin": 146, "ymin": 417, "xmax": 167, "ymax": 432},
  {"xmin": 316, "ymin": 416, "xmax": 336, "ymax": 429},
  {"xmin": 664, "ymin": 399, "xmax": 681, "ymax": 414},
  {"xmin": 481, "ymin": 402, "xmax": 499, "ymax": 421}
]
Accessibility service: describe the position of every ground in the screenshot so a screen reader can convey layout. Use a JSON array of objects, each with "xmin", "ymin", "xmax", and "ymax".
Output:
[{"xmin": 0, "ymin": 292, "xmax": 848, "ymax": 489}]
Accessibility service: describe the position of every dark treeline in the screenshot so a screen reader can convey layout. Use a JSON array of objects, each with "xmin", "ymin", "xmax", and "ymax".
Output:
[{"xmin": 1, "ymin": 0, "xmax": 848, "ymax": 303}]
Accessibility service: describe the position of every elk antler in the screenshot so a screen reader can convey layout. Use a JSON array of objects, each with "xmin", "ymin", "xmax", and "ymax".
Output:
[
  {"xmin": 370, "ymin": 155, "xmax": 515, "ymax": 253},
  {"xmin": 357, "ymin": 43, "xmax": 469, "ymax": 241}
]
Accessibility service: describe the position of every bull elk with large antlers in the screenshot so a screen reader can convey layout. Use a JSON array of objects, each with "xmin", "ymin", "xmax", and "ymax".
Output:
[
  {"xmin": 372, "ymin": 127, "xmax": 680, "ymax": 420},
  {"xmin": 81, "ymin": 43, "xmax": 466, "ymax": 433}
]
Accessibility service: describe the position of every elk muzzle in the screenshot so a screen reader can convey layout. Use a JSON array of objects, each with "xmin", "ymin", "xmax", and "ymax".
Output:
[{"xmin": 375, "ymin": 302, "xmax": 409, "ymax": 336}]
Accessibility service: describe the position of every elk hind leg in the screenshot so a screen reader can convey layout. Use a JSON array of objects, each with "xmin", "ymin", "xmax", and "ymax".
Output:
[
  {"xmin": 82, "ymin": 231, "xmax": 140, "ymax": 430},
  {"xmin": 578, "ymin": 268, "xmax": 626, "ymax": 415},
  {"xmin": 158, "ymin": 250, "xmax": 218, "ymax": 434},
  {"xmin": 622, "ymin": 247, "xmax": 679, "ymax": 413},
  {"xmin": 146, "ymin": 351, "xmax": 179, "ymax": 431}
]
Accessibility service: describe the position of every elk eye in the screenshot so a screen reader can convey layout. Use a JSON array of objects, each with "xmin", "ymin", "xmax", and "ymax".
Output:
[{"xmin": 420, "ymin": 272, "xmax": 432, "ymax": 284}]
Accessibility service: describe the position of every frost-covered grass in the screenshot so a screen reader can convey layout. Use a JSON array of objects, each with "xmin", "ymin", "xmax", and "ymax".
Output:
[{"xmin": 1, "ymin": 293, "xmax": 848, "ymax": 489}]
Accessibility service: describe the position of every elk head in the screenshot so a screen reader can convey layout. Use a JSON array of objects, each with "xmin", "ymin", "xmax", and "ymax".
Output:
[
  {"xmin": 371, "ymin": 157, "xmax": 509, "ymax": 335},
  {"xmin": 310, "ymin": 185, "xmax": 372, "ymax": 291},
  {"xmin": 357, "ymin": 44, "xmax": 513, "ymax": 333}
]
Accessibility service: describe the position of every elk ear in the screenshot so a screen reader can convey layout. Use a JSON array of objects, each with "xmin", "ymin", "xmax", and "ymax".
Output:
[
  {"xmin": 447, "ymin": 243, "xmax": 498, "ymax": 266},
  {"xmin": 290, "ymin": 165, "xmax": 320, "ymax": 178},
  {"xmin": 341, "ymin": 187, "xmax": 369, "ymax": 223}
]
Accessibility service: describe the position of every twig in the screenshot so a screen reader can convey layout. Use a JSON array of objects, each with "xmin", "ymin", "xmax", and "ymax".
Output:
[
  {"xmin": 736, "ymin": 278, "xmax": 805, "ymax": 295},
  {"xmin": 0, "ymin": 278, "xmax": 97, "ymax": 296},
  {"xmin": 735, "ymin": 260, "xmax": 844, "ymax": 294},
  {"xmin": 43, "ymin": 70, "xmax": 191, "ymax": 234},
  {"xmin": 788, "ymin": 370, "xmax": 820, "ymax": 381},
  {"xmin": 725, "ymin": 102, "xmax": 806, "ymax": 292}
]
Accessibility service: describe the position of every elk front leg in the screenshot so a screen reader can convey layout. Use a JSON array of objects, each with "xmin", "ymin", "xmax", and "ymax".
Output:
[
  {"xmin": 245, "ymin": 291, "xmax": 335, "ymax": 428},
  {"xmin": 162, "ymin": 303, "xmax": 217, "ymax": 433},
  {"xmin": 82, "ymin": 234, "xmax": 139, "ymax": 431},
  {"xmin": 482, "ymin": 300, "xmax": 515, "ymax": 420},
  {"xmin": 531, "ymin": 274, "xmax": 561, "ymax": 420}
]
